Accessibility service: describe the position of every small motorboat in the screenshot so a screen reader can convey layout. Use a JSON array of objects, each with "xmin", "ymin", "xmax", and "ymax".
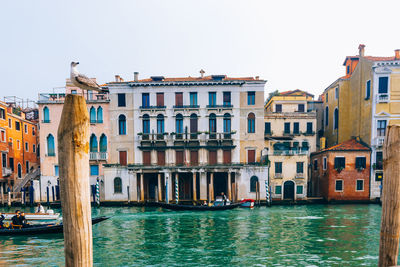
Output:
[
  {"xmin": 0, "ymin": 216, "xmax": 109, "ymax": 236},
  {"xmin": 3, "ymin": 210, "xmax": 60, "ymax": 221},
  {"xmin": 159, "ymin": 203, "xmax": 239, "ymax": 211},
  {"xmin": 240, "ymin": 199, "xmax": 255, "ymax": 208}
]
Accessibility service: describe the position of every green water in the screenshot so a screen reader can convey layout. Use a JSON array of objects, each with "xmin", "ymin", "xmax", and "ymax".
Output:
[{"xmin": 0, "ymin": 205, "xmax": 381, "ymax": 266}]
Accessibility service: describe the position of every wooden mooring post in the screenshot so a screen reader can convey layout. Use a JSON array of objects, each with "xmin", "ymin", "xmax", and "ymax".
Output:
[
  {"xmin": 58, "ymin": 94, "xmax": 92, "ymax": 266},
  {"xmin": 379, "ymin": 125, "xmax": 400, "ymax": 267}
]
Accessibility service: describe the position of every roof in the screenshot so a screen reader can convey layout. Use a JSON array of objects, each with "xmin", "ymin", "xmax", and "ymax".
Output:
[
  {"xmin": 107, "ymin": 75, "xmax": 263, "ymax": 84},
  {"xmin": 279, "ymin": 89, "xmax": 314, "ymax": 98},
  {"xmin": 312, "ymin": 139, "xmax": 370, "ymax": 156},
  {"xmin": 364, "ymin": 56, "xmax": 396, "ymax": 61}
]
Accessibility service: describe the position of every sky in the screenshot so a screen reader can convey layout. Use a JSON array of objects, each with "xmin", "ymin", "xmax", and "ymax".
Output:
[{"xmin": 1, "ymin": 0, "xmax": 400, "ymax": 103}]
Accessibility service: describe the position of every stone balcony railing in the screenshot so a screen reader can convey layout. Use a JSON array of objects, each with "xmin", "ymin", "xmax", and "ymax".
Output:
[
  {"xmin": 2, "ymin": 167, "xmax": 12, "ymax": 177},
  {"xmin": 376, "ymin": 94, "xmax": 389, "ymax": 103},
  {"xmin": 38, "ymin": 92, "xmax": 109, "ymax": 103},
  {"xmin": 269, "ymin": 149, "xmax": 309, "ymax": 156},
  {"xmin": 374, "ymin": 136, "xmax": 385, "ymax": 147},
  {"xmin": 90, "ymin": 152, "xmax": 108, "ymax": 161}
]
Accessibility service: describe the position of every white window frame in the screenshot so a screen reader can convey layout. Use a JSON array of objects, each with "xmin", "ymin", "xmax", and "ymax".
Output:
[
  {"xmin": 335, "ymin": 179, "xmax": 344, "ymax": 192},
  {"xmin": 0, "ymin": 108, "xmax": 5, "ymax": 120},
  {"xmin": 296, "ymin": 185, "xmax": 304, "ymax": 195},
  {"xmin": 365, "ymin": 80, "xmax": 371, "ymax": 100},
  {"xmin": 246, "ymin": 148, "xmax": 257, "ymax": 164},
  {"xmin": 0, "ymin": 129, "xmax": 5, "ymax": 142},
  {"xmin": 25, "ymin": 142, "xmax": 29, "ymax": 152},
  {"xmin": 356, "ymin": 179, "xmax": 364, "ymax": 192},
  {"xmin": 323, "ymin": 157, "xmax": 327, "ymax": 170},
  {"xmin": 24, "ymin": 124, "xmax": 28, "ymax": 134},
  {"xmin": 275, "ymin": 185, "xmax": 282, "ymax": 195},
  {"xmin": 17, "ymin": 163, "xmax": 22, "ymax": 178},
  {"xmin": 8, "ymin": 119, "xmax": 12, "ymax": 129}
]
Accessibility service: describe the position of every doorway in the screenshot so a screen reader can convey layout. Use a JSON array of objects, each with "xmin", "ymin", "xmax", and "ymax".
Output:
[{"xmin": 283, "ymin": 180, "xmax": 295, "ymax": 200}]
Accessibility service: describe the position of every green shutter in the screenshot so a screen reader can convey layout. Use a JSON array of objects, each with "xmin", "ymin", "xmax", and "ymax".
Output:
[
  {"xmin": 296, "ymin": 185, "xmax": 303, "ymax": 194},
  {"xmin": 275, "ymin": 185, "xmax": 282, "ymax": 194}
]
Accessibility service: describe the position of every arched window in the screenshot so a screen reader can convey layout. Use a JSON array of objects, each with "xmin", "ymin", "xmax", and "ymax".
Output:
[
  {"xmin": 250, "ymin": 176, "xmax": 258, "ymax": 192},
  {"xmin": 157, "ymin": 114, "xmax": 164, "ymax": 134},
  {"xmin": 90, "ymin": 134, "xmax": 98, "ymax": 152},
  {"xmin": 209, "ymin": 113, "xmax": 217, "ymax": 133},
  {"xmin": 97, "ymin": 107, "xmax": 103, "ymax": 123},
  {"xmin": 176, "ymin": 114, "xmax": 183, "ymax": 134},
  {"xmin": 114, "ymin": 177, "xmax": 122, "ymax": 194},
  {"xmin": 99, "ymin": 134, "xmax": 107, "ymax": 152},
  {"xmin": 43, "ymin": 107, "xmax": 50, "ymax": 123},
  {"xmin": 90, "ymin": 107, "xmax": 96, "ymax": 123},
  {"xmin": 334, "ymin": 108, "xmax": 339, "ymax": 130},
  {"xmin": 47, "ymin": 134, "xmax": 55, "ymax": 156},
  {"xmin": 223, "ymin": 113, "xmax": 231, "ymax": 133},
  {"xmin": 248, "ymin": 113, "xmax": 255, "ymax": 133},
  {"xmin": 325, "ymin": 106, "xmax": 329, "ymax": 127},
  {"xmin": 190, "ymin": 114, "xmax": 198, "ymax": 133},
  {"xmin": 17, "ymin": 164, "xmax": 22, "ymax": 178},
  {"xmin": 142, "ymin": 114, "xmax": 150, "ymax": 134},
  {"xmin": 119, "ymin": 114, "xmax": 126, "ymax": 135}
]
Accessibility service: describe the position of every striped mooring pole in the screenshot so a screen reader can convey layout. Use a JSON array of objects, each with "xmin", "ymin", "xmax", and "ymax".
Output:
[
  {"xmin": 96, "ymin": 178, "xmax": 100, "ymax": 207},
  {"xmin": 265, "ymin": 180, "xmax": 270, "ymax": 207},
  {"xmin": 175, "ymin": 177, "xmax": 179, "ymax": 204}
]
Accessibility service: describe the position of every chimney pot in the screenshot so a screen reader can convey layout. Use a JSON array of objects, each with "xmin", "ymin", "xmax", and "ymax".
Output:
[
  {"xmin": 134, "ymin": 72, "xmax": 139, "ymax": 82},
  {"xmin": 115, "ymin": 75, "xmax": 120, "ymax": 82},
  {"xmin": 395, "ymin": 49, "xmax": 400, "ymax": 60},
  {"xmin": 358, "ymin": 44, "xmax": 365, "ymax": 57}
]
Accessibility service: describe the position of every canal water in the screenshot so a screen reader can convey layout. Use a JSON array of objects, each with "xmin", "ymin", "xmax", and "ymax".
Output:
[{"xmin": 0, "ymin": 204, "xmax": 381, "ymax": 266}]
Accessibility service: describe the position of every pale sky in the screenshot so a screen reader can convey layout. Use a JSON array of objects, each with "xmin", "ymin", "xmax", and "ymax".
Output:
[{"xmin": 1, "ymin": 0, "xmax": 400, "ymax": 102}]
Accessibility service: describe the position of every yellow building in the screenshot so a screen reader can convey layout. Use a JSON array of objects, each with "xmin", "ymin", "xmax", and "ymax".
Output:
[
  {"xmin": 264, "ymin": 90, "xmax": 318, "ymax": 200},
  {"xmin": 321, "ymin": 44, "xmax": 400, "ymax": 199}
]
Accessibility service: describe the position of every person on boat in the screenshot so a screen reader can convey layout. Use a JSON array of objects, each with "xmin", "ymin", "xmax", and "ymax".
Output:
[
  {"xmin": 221, "ymin": 192, "xmax": 227, "ymax": 206},
  {"xmin": 20, "ymin": 212, "xmax": 29, "ymax": 227},
  {"xmin": 0, "ymin": 213, "xmax": 5, "ymax": 228},
  {"xmin": 11, "ymin": 210, "xmax": 23, "ymax": 228},
  {"xmin": 37, "ymin": 203, "xmax": 45, "ymax": 213},
  {"xmin": 202, "ymin": 200, "xmax": 208, "ymax": 206}
]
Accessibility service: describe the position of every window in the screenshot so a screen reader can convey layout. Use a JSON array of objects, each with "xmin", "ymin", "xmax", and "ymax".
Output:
[
  {"xmin": 71, "ymin": 90, "xmax": 77, "ymax": 94},
  {"xmin": 32, "ymin": 127, "xmax": 36, "ymax": 136},
  {"xmin": 90, "ymin": 165, "xmax": 99, "ymax": 176},
  {"xmin": 307, "ymin": 122, "xmax": 313, "ymax": 134},
  {"xmin": 118, "ymin": 115, "xmax": 126, "ymax": 135},
  {"xmin": 15, "ymin": 121, "xmax": 20, "ymax": 131},
  {"xmin": 314, "ymin": 159, "xmax": 318, "ymax": 171},
  {"xmin": 293, "ymin": 122, "xmax": 299, "ymax": 134},
  {"xmin": 365, "ymin": 80, "xmax": 371, "ymax": 100},
  {"xmin": 176, "ymin": 151, "xmax": 184, "ymax": 165},
  {"xmin": 346, "ymin": 66, "xmax": 350, "ymax": 74},
  {"xmin": 334, "ymin": 157, "xmax": 346, "ymax": 169},
  {"xmin": 209, "ymin": 92, "xmax": 216, "ymax": 106},
  {"xmin": 190, "ymin": 150, "xmax": 199, "ymax": 165},
  {"xmin": 378, "ymin": 77, "xmax": 388, "ymax": 94},
  {"xmin": 284, "ymin": 122, "xmax": 290, "ymax": 134},
  {"xmin": 275, "ymin": 104, "xmax": 282, "ymax": 113},
  {"xmin": 325, "ymin": 93, "xmax": 328, "ymax": 102},
  {"xmin": 247, "ymin": 91, "xmax": 255, "ymax": 105},
  {"xmin": 223, "ymin": 92, "xmax": 231, "ymax": 106},
  {"xmin": 223, "ymin": 113, "xmax": 231, "ymax": 133},
  {"xmin": 142, "ymin": 114, "xmax": 150, "ymax": 134},
  {"xmin": 248, "ymin": 149, "xmax": 256, "ymax": 163},
  {"xmin": 250, "ymin": 176, "xmax": 258, "ymax": 192},
  {"xmin": 247, "ymin": 113, "xmax": 255, "ymax": 133},
  {"xmin": 296, "ymin": 185, "xmax": 303, "ymax": 194},
  {"xmin": 156, "ymin": 93, "xmax": 164, "ymax": 107},
  {"xmin": 1, "ymin": 153, "xmax": 6, "ymax": 168},
  {"xmin": 302, "ymin": 141, "xmax": 309, "ymax": 152},
  {"xmin": 25, "ymin": 142, "xmax": 28, "ymax": 152},
  {"xmin": 190, "ymin": 114, "xmax": 198, "ymax": 136},
  {"xmin": 377, "ymin": 120, "xmax": 387, "ymax": 137},
  {"xmin": 355, "ymin": 157, "xmax": 366, "ymax": 169},
  {"xmin": 143, "ymin": 151, "xmax": 151, "ymax": 165},
  {"xmin": 356, "ymin": 180, "xmax": 364, "ymax": 191},
  {"xmin": 43, "ymin": 107, "xmax": 50, "ymax": 123},
  {"xmin": 25, "ymin": 161, "xmax": 29, "ymax": 174},
  {"xmin": 223, "ymin": 150, "xmax": 231, "ymax": 164},
  {"xmin": 157, "ymin": 114, "xmax": 164, "ymax": 134},
  {"xmin": 0, "ymin": 108, "xmax": 5, "ymax": 119},
  {"xmin": 296, "ymin": 162, "xmax": 304, "ymax": 174},
  {"xmin": 157, "ymin": 151, "xmax": 165, "ymax": 166},
  {"xmin": 176, "ymin": 114, "xmax": 183, "ymax": 134},
  {"xmin": 114, "ymin": 177, "xmax": 122, "ymax": 193},
  {"xmin": 265, "ymin": 122, "xmax": 271, "ymax": 134},
  {"xmin": 209, "ymin": 113, "xmax": 217, "ymax": 133},
  {"xmin": 376, "ymin": 151, "xmax": 383, "ymax": 170},
  {"xmin": 298, "ymin": 104, "xmax": 305, "ymax": 112},
  {"xmin": 33, "ymin": 144, "xmax": 36, "ymax": 153},
  {"xmin": 175, "ymin": 92, "xmax": 183, "ymax": 107},
  {"xmin": 8, "ymin": 118, "xmax": 12, "ymax": 128},
  {"xmin": 209, "ymin": 150, "xmax": 217, "ymax": 165},
  {"xmin": 375, "ymin": 172, "xmax": 383, "ymax": 181},
  {"xmin": 118, "ymin": 93, "xmax": 126, "ymax": 107},
  {"xmin": 275, "ymin": 185, "xmax": 282, "ymax": 194},
  {"xmin": 335, "ymin": 87, "xmax": 339, "ymax": 100},
  {"xmin": 119, "ymin": 151, "xmax": 127, "ymax": 166},
  {"xmin": 275, "ymin": 162, "xmax": 282, "ymax": 173},
  {"xmin": 17, "ymin": 164, "xmax": 22, "ymax": 178},
  {"xmin": 190, "ymin": 92, "xmax": 198, "ymax": 106},
  {"xmin": 54, "ymin": 165, "xmax": 59, "ymax": 176},
  {"xmin": 0, "ymin": 129, "xmax": 5, "ymax": 142},
  {"xmin": 97, "ymin": 107, "xmax": 103, "ymax": 123},
  {"xmin": 99, "ymin": 134, "xmax": 107, "ymax": 152},
  {"xmin": 47, "ymin": 134, "xmax": 55, "ymax": 156},
  {"xmin": 325, "ymin": 106, "xmax": 329, "ymax": 127},
  {"xmin": 142, "ymin": 93, "xmax": 150, "ymax": 108},
  {"xmin": 9, "ymin": 157, "xmax": 14, "ymax": 171},
  {"xmin": 334, "ymin": 108, "xmax": 339, "ymax": 130},
  {"xmin": 335, "ymin": 180, "xmax": 343, "ymax": 191},
  {"xmin": 90, "ymin": 107, "xmax": 96, "ymax": 123},
  {"xmin": 323, "ymin": 157, "xmax": 327, "ymax": 170},
  {"xmin": 24, "ymin": 124, "xmax": 28, "ymax": 134},
  {"xmin": 90, "ymin": 134, "xmax": 98, "ymax": 152}
]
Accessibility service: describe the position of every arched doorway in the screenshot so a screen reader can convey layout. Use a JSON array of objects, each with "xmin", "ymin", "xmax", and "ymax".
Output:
[{"xmin": 283, "ymin": 181, "xmax": 295, "ymax": 200}]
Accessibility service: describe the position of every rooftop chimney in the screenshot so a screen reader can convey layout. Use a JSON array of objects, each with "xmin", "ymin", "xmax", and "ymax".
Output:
[
  {"xmin": 199, "ymin": 69, "xmax": 205, "ymax": 78},
  {"xmin": 115, "ymin": 75, "xmax": 121, "ymax": 82},
  {"xmin": 255, "ymin": 76, "xmax": 259, "ymax": 80},
  {"xmin": 358, "ymin": 44, "xmax": 365, "ymax": 57},
  {"xmin": 134, "ymin": 72, "xmax": 139, "ymax": 82},
  {"xmin": 395, "ymin": 49, "xmax": 400, "ymax": 60}
]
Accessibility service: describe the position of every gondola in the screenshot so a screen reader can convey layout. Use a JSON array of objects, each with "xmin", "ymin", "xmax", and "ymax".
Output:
[
  {"xmin": 159, "ymin": 203, "xmax": 240, "ymax": 211},
  {"xmin": 0, "ymin": 216, "xmax": 110, "ymax": 236}
]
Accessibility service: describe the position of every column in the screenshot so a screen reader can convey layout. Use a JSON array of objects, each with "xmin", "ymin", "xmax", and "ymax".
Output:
[
  {"xmin": 140, "ymin": 173, "xmax": 144, "ymax": 201},
  {"xmin": 132, "ymin": 172, "xmax": 138, "ymax": 202},
  {"xmin": 227, "ymin": 172, "xmax": 232, "ymax": 201},
  {"xmin": 199, "ymin": 171, "xmax": 207, "ymax": 200},
  {"xmin": 210, "ymin": 172, "xmax": 214, "ymax": 201},
  {"xmin": 175, "ymin": 173, "xmax": 179, "ymax": 203},
  {"xmin": 192, "ymin": 172, "xmax": 197, "ymax": 201},
  {"xmin": 165, "ymin": 172, "xmax": 173, "ymax": 203},
  {"xmin": 158, "ymin": 173, "xmax": 162, "ymax": 202}
]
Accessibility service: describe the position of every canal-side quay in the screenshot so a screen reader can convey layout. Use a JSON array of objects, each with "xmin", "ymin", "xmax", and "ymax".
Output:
[{"xmin": 0, "ymin": 205, "xmax": 381, "ymax": 266}]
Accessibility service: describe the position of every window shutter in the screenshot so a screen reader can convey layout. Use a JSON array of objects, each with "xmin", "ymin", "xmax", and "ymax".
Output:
[
  {"xmin": 175, "ymin": 93, "xmax": 183, "ymax": 106},
  {"xmin": 157, "ymin": 151, "xmax": 165, "ymax": 166},
  {"xmin": 223, "ymin": 150, "xmax": 231, "ymax": 164},
  {"xmin": 176, "ymin": 151, "xmax": 184, "ymax": 165},
  {"xmin": 209, "ymin": 150, "xmax": 217, "ymax": 165},
  {"xmin": 119, "ymin": 151, "xmax": 127, "ymax": 166},
  {"xmin": 156, "ymin": 93, "xmax": 164, "ymax": 107},
  {"xmin": 143, "ymin": 151, "xmax": 151, "ymax": 165},
  {"xmin": 248, "ymin": 150, "xmax": 255, "ymax": 163},
  {"xmin": 190, "ymin": 150, "xmax": 198, "ymax": 165}
]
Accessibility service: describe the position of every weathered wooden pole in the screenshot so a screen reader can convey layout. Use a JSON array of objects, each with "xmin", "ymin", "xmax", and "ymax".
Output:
[
  {"xmin": 1, "ymin": 186, "xmax": 4, "ymax": 206},
  {"xmin": 58, "ymin": 94, "xmax": 92, "ymax": 267},
  {"xmin": 379, "ymin": 125, "xmax": 400, "ymax": 267}
]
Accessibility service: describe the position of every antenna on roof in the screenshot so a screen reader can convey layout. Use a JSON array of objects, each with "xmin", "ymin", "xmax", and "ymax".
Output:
[{"xmin": 199, "ymin": 69, "xmax": 205, "ymax": 78}]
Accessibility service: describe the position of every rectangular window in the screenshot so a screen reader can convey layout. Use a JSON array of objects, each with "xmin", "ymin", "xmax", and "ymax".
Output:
[
  {"xmin": 335, "ymin": 180, "xmax": 343, "ymax": 191},
  {"xmin": 175, "ymin": 151, "xmax": 184, "ymax": 165},
  {"xmin": 356, "ymin": 180, "xmax": 364, "ymax": 191},
  {"xmin": 223, "ymin": 92, "xmax": 231, "ymax": 106},
  {"xmin": 25, "ymin": 161, "xmax": 29, "ymax": 174},
  {"xmin": 156, "ymin": 93, "xmax": 164, "ymax": 107},
  {"xmin": 296, "ymin": 185, "xmax": 303, "ymax": 194},
  {"xmin": 190, "ymin": 92, "xmax": 198, "ymax": 106},
  {"xmin": 223, "ymin": 150, "xmax": 231, "ymax": 164},
  {"xmin": 0, "ymin": 129, "xmax": 5, "ymax": 142},
  {"xmin": 25, "ymin": 142, "xmax": 28, "ymax": 151},
  {"xmin": 248, "ymin": 92, "xmax": 255, "ymax": 105},
  {"xmin": 33, "ymin": 144, "xmax": 36, "ymax": 153},
  {"xmin": 90, "ymin": 165, "xmax": 99, "ymax": 176},
  {"xmin": 119, "ymin": 151, "xmax": 127, "ymax": 166},
  {"xmin": 334, "ymin": 157, "xmax": 346, "ymax": 169},
  {"xmin": 355, "ymin": 157, "xmax": 366, "ymax": 169},
  {"xmin": 298, "ymin": 104, "xmax": 305, "ymax": 112},
  {"xmin": 365, "ymin": 80, "xmax": 371, "ymax": 100},
  {"xmin": 54, "ymin": 165, "xmax": 59, "ymax": 176},
  {"xmin": 118, "ymin": 93, "xmax": 126, "ymax": 107},
  {"xmin": 9, "ymin": 158, "xmax": 14, "ymax": 171},
  {"xmin": 347, "ymin": 65, "xmax": 350, "ymax": 74},
  {"xmin": 15, "ymin": 121, "xmax": 20, "ymax": 131},
  {"xmin": 307, "ymin": 122, "xmax": 313, "ymax": 134},
  {"xmin": 293, "ymin": 122, "xmax": 299, "ymax": 134},
  {"xmin": 32, "ymin": 127, "xmax": 36, "ymax": 136},
  {"xmin": 143, "ymin": 151, "xmax": 151, "ymax": 166},
  {"xmin": 375, "ymin": 172, "xmax": 383, "ymax": 181},
  {"xmin": 142, "ymin": 93, "xmax": 150, "ymax": 108},
  {"xmin": 284, "ymin": 122, "xmax": 290, "ymax": 134},
  {"xmin": 2, "ymin": 153, "xmax": 6, "ymax": 168},
  {"xmin": 335, "ymin": 87, "xmax": 339, "ymax": 99},
  {"xmin": 71, "ymin": 90, "xmax": 77, "ymax": 94},
  {"xmin": 275, "ymin": 162, "xmax": 282, "ymax": 173},
  {"xmin": 8, "ymin": 119, "xmax": 12, "ymax": 128},
  {"xmin": 0, "ymin": 108, "xmax": 5, "ymax": 119},
  {"xmin": 377, "ymin": 120, "xmax": 387, "ymax": 137},
  {"xmin": 314, "ymin": 159, "xmax": 318, "ymax": 171},
  {"xmin": 378, "ymin": 77, "xmax": 389, "ymax": 94},
  {"xmin": 325, "ymin": 93, "xmax": 328, "ymax": 102},
  {"xmin": 175, "ymin": 92, "xmax": 183, "ymax": 107},
  {"xmin": 157, "ymin": 151, "xmax": 165, "ymax": 166},
  {"xmin": 190, "ymin": 150, "xmax": 199, "ymax": 165},
  {"xmin": 208, "ymin": 92, "xmax": 216, "ymax": 106},
  {"xmin": 275, "ymin": 104, "xmax": 282, "ymax": 113},
  {"xmin": 209, "ymin": 150, "xmax": 217, "ymax": 165},
  {"xmin": 296, "ymin": 162, "xmax": 304, "ymax": 173},
  {"xmin": 376, "ymin": 151, "xmax": 383, "ymax": 170},
  {"xmin": 275, "ymin": 185, "xmax": 282, "ymax": 194},
  {"xmin": 24, "ymin": 124, "xmax": 28, "ymax": 134},
  {"xmin": 265, "ymin": 122, "xmax": 271, "ymax": 134},
  {"xmin": 247, "ymin": 149, "xmax": 255, "ymax": 163},
  {"xmin": 323, "ymin": 157, "xmax": 327, "ymax": 170},
  {"xmin": 17, "ymin": 140, "xmax": 20, "ymax": 150}
]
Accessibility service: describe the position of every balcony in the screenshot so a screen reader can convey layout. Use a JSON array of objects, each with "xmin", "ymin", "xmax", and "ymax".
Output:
[
  {"xmin": 374, "ymin": 136, "xmax": 385, "ymax": 147},
  {"xmin": 139, "ymin": 105, "xmax": 166, "ymax": 111},
  {"xmin": 90, "ymin": 152, "xmax": 108, "ymax": 161},
  {"xmin": 42, "ymin": 119, "xmax": 51, "ymax": 123},
  {"xmin": 377, "ymin": 94, "xmax": 389, "ymax": 103},
  {"xmin": 302, "ymin": 131, "xmax": 316, "ymax": 136},
  {"xmin": 38, "ymin": 92, "xmax": 109, "ymax": 104},
  {"xmin": 295, "ymin": 173, "xmax": 305, "ymax": 179},
  {"xmin": 206, "ymin": 104, "xmax": 234, "ymax": 111},
  {"xmin": 274, "ymin": 173, "xmax": 283, "ymax": 179},
  {"xmin": 270, "ymin": 149, "xmax": 309, "ymax": 156},
  {"xmin": 173, "ymin": 105, "xmax": 200, "ymax": 110},
  {"xmin": 2, "ymin": 167, "xmax": 12, "ymax": 177}
]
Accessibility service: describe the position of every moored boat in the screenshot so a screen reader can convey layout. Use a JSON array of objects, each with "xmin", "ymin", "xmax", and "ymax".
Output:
[
  {"xmin": 240, "ymin": 199, "xmax": 255, "ymax": 208},
  {"xmin": 3, "ymin": 211, "xmax": 60, "ymax": 221},
  {"xmin": 159, "ymin": 203, "xmax": 240, "ymax": 211}
]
